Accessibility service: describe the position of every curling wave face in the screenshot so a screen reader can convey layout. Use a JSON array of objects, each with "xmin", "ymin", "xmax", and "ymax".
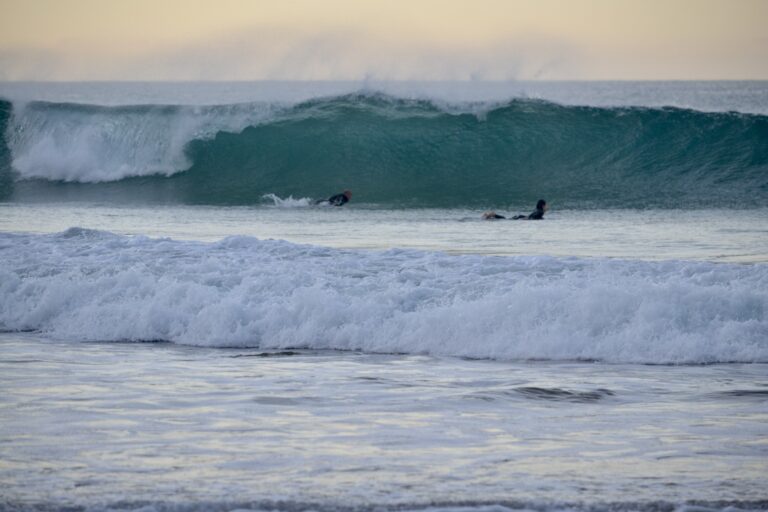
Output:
[
  {"xmin": 1, "ymin": 93, "xmax": 767, "ymax": 208},
  {"xmin": 1, "ymin": 229, "xmax": 766, "ymax": 364}
]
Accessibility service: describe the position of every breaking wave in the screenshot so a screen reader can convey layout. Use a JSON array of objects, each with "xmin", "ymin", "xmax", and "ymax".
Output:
[
  {"xmin": 1, "ymin": 93, "xmax": 767, "ymax": 208},
  {"xmin": 1, "ymin": 229, "xmax": 766, "ymax": 364}
]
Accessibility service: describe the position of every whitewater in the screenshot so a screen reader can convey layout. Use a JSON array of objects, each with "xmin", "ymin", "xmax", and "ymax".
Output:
[
  {"xmin": 2, "ymin": 227, "xmax": 766, "ymax": 363},
  {"xmin": 1, "ymin": 81, "xmax": 767, "ymax": 512}
]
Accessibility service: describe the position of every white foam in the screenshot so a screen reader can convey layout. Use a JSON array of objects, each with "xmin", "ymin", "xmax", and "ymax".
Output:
[
  {"xmin": 1, "ymin": 229, "xmax": 766, "ymax": 364},
  {"xmin": 261, "ymin": 193, "xmax": 314, "ymax": 207},
  {"xmin": 6, "ymin": 101, "xmax": 286, "ymax": 182}
]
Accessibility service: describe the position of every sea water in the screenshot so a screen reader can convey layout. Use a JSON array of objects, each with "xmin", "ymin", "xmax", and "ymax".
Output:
[
  {"xmin": 2, "ymin": 335, "xmax": 766, "ymax": 510},
  {"xmin": 0, "ymin": 81, "xmax": 767, "ymax": 512}
]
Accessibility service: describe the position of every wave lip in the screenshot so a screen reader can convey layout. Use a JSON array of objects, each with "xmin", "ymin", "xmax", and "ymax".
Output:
[{"xmin": 1, "ymin": 230, "xmax": 766, "ymax": 365}]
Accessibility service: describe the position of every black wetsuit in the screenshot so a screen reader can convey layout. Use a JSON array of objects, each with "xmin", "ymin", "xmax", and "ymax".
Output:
[
  {"xmin": 512, "ymin": 208, "xmax": 545, "ymax": 220},
  {"xmin": 317, "ymin": 193, "xmax": 349, "ymax": 206},
  {"xmin": 328, "ymin": 193, "xmax": 349, "ymax": 206}
]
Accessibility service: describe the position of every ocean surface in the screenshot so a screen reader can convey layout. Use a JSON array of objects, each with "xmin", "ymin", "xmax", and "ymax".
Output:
[{"xmin": 0, "ymin": 81, "xmax": 767, "ymax": 512}]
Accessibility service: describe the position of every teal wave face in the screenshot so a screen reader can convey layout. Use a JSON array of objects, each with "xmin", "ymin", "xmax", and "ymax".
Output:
[
  {"xmin": 177, "ymin": 96, "xmax": 768, "ymax": 207},
  {"xmin": 0, "ymin": 99, "xmax": 13, "ymax": 200},
  {"xmin": 3, "ymin": 94, "xmax": 768, "ymax": 208}
]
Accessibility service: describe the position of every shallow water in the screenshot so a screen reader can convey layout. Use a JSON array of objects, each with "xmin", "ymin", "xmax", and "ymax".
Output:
[
  {"xmin": 1, "ymin": 334, "xmax": 767, "ymax": 511},
  {"xmin": 2, "ymin": 203, "xmax": 767, "ymax": 263}
]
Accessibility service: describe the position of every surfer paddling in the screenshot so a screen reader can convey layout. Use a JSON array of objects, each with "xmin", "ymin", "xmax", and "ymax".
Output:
[
  {"xmin": 316, "ymin": 190, "xmax": 352, "ymax": 206},
  {"xmin": 483, "ymin": 199, "xmax": 548, "ymax": 220},
  {"xmin": 513, "ymin": 199, "xmax": 548, "ymax": 220}
]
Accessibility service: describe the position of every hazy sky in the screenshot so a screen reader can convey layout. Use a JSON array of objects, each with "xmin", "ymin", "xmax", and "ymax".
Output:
[{"xmin": 1, "ymin": 0, "xmax": 766, "ymax": 81}]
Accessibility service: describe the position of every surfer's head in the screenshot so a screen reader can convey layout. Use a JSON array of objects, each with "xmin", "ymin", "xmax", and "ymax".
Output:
[
  {"xmin": 536, "ymin": 199, "xmax": 548, "ymax": 211},
  {"xmin": 343, "ymin": 190, "xmax": 352, "ymax": 198}
]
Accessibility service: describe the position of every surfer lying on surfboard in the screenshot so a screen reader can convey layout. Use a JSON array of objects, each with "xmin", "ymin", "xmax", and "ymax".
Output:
[
  {"xmin": 482, "ymin": 199, "xmax": 548, "ymax": 220},
  {"xmin": 316, "ymin": 190, "xmax": 352, "ymax": 206}
]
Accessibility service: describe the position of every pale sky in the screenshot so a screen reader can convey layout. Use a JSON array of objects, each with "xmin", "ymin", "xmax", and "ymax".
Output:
[{"xmin": 1, "ymin": 0, "xmax": 766, "ymax": 81}]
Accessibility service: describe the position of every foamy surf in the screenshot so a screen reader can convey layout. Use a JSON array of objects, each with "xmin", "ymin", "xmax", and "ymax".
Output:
[
  {"xmin": 4, "ymin": 100, "xmax": 287, "ymax": 182},
  {"xmin": 1, "ymin": 229, "xmax": 766, "ymax": 364},
  {"xmin": 261, "ymin": 193, "xmax": 314, "ymax": 207}
]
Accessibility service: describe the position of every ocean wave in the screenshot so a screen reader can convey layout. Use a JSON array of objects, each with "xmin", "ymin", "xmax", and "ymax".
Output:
[
  {"xmin": 1, "ymin": 93, "xmax": 767, "ymax": 208},
  {"xmin": 1, "ymin": 229, "xmax": 766, "ymax": 364}
]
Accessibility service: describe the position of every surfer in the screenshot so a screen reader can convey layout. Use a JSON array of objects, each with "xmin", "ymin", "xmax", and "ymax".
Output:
[
  {"xmin": 482, "ymin": 199, "xmax": 548, "ymax": 220},
  {"xmin": 512, "ymin": 199, "xmax": 548, "ymax": 220},
  {"xmin": 316, "ymin": 190, "xmax": 352, "ymax": 206}
]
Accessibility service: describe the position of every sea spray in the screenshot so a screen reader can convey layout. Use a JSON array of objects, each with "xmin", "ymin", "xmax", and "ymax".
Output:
[
  {"xmin": 261, "ymin": 193, "xmax": 314, "ymax": 207},
  {"xmin": 4, "ymin": 100, "xmax": 286, "ymax": 182}
]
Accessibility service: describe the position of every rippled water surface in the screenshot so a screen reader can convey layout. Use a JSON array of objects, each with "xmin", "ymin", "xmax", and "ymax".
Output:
[
  {"xmin": 2, "ymin": 203, "xmax": 767, "ymax": 262},
  {"xmin": 2, "ymin": 335, "xmax": 767, "ymax": 510}
]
